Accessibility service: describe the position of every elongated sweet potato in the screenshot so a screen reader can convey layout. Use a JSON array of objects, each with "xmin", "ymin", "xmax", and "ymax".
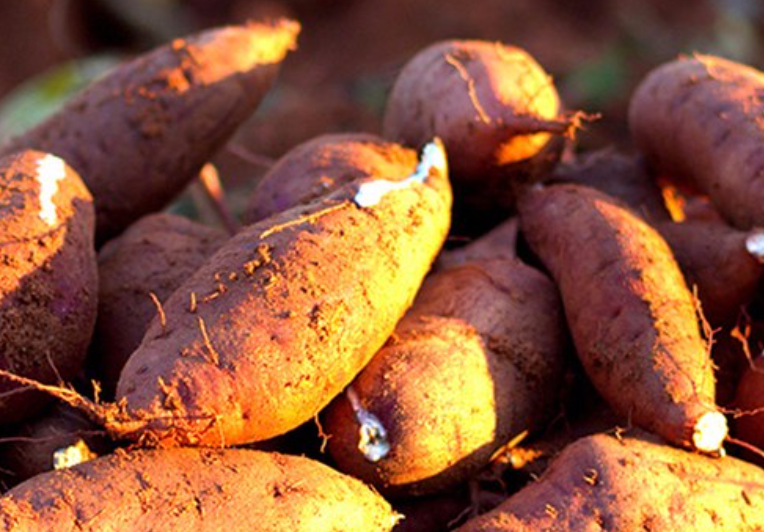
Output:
[
  {"xmin": 384, "ymin": 40, "xmax": 575, "ymax": 226},
  {"xmin": 0, "ymin": 448, "xmax": 398, "ymax": 531},
  {"xmin": 90, "ymin": 213, "xmax": 226, "ymax": 395},
  {"xmin": 437, "ymin": 218, "xmax": 518, "ymax": 270},
  {"xmin": 657, "ymin": 220, "xmax": 764, "ymax": 326},
  {"xmin": 0, "ymin": 151, "xmax": 96, "ymax": 425},
  {"xmin": 629, "ymin": 54, "xmax": 764, "ymax": 229},
  {"xmin": 80, "ymin": 140, "xmax": 451, "ymax": 447},
  {"xmin": 518, "ymin": 184, "xmax": 726, "ymax": 452},
  {"xmin": 453, "ymin": 432, "xmax": 764, "ymax": 532},
  {"xmin": 0, "ymin": 20, "xmax": 299, "ymax": 243},
  {"xmin": 324, "ymin": 252, "xmax": 568, "ymax": 496},
  {"xmin": 244, "ymin": 133, "xmax": 419, "ymax": 223}
]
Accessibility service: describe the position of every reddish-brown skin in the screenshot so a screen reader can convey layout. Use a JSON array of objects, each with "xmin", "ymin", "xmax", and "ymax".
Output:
[
  {"xmin": 90, "ymin": 213, "xmax": 226, "ymax": 395},
  {"xmin": 630, "ymin": 54, "xmax": 764, "ymax": 230},
  {"xmin": 0, "ymin": 151, "xmax": 96, "ymax": 425},
  {"xmin": 0, "ymin": 448, "xmax": 398, "ymax": 531},
  {"xmin": 657, "ymin": 220, "xmax": 762, "ymax": 327},
  {"xmin": 113, "ymin": 162, "xmax": 452, "ymax": 447},
  {"xmin": 733, "ymin": 355, "xmax": 764, "ymax": 460},
  {"xmin": 549, "ymin": 148, "xmax": 671, "ymax": 222},
  {"xmin": 0, "ymin": 404, "xmax": 111, "ymax": 488},
  {"xmin": 453, "ymin": 432, "xmax": 764, "ymax": 532},
  {"xmin": 324, "ymin": 257, "xmax": 568, "ymax": 496},
  {"xmin": 518, "ymin": 184, "xmax": 719, "ymax": 450},
  {"xmin": 0, "ymin": 20, "xmax": 299, "ymax": 243},
  {"xmin": 383, "ymin": 40, "xmax": 568, "ymax": 216},
  {"xmin": 244, "ymin": 133, "xmax": 419, "ymax": 223},
  {"xmin": 437, "ymin": 218, "xmax": 518, "ymax": 270}
]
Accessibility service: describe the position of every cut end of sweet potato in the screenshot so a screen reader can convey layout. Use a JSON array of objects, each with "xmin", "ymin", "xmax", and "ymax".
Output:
[
  {"xmin": 745, "ymin": 230, "xmax": 764, "ymax": 263},
  {"xmin": 692, "ymin": 411, "xmax": 728, "ymax": 453}
]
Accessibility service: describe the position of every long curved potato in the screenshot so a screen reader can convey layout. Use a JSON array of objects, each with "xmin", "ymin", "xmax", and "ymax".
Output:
[
  {"xmin": 0, "ymin": 20, "xmax": 299, "ymax": 242},
  {"xmin": 0, "ymin": 448, "xmax": 398, "ymax": 531}
]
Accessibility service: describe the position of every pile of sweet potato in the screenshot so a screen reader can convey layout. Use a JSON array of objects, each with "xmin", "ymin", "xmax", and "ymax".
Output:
[{"xmin": 0, "ymin": 13, "xmax": 764, "ymax": 532}]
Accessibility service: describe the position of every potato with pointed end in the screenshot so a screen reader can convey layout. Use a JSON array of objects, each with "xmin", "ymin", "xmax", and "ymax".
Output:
[
  {"xmin": 324, "ymin": 228, "xmax": 568, "ymax": 496},
  {"xmin": 453, "ymin": 432, "xmax": 764, "ymax": 532},
  {"xmin": 518, "ymin": 184, "xmax": 726, "ymax": 453},
  {"xmin": 0, "ymin": 19, "xmax": 300, "ymax": 243},
  {"xmin": 384, "ymin": 40, "xmax": 575, "ymax": 221},
  {"xmin": 77, "ymin": 140, "xmax": 450, "ymax": 447},
  {"xmin": 0, "ymin": 448, "xmax": 399, "ymax": 531},
  {"xmin": 0, "ymin": 151, "xmax": 96, "ymax": 425},
  {"xmin": 244, "ymin": 133, "xmax": 419, "ymax": 223},
  {"xmin": 90, "ymin": 213, "xmax": 227, "ymax": 396},
  {"xmin": 630, "ymin": 54, "xmax": 764, "ymax": 230},
  {"xmin": 437, "ymin": 217, "xmax": 518, "ymax": 270}
]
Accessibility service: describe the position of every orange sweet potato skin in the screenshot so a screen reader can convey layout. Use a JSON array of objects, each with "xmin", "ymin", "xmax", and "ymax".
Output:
[
  {"xmin": 384, "ymin": 40, "xmax": 565, "ymax": 216},
  {"xmin": 0, "ymin": 448, "xmax": 398, "ymax": 531},
  {"xmin": 324, "ymin": 258, "xmax": 568, "ymax": 496},
  {"xmin": 0, "ymin": 151, "xmax": 96, "ymax": 425},
  {"xmin": 114, "ymin": 165, "xmax": 452, "ymax": 447},
  {"xmin": 90, "ymin": 213, "xmax": 226, "ymax": 395},
  {"xmin": 518, "ymin": 184, "xmax": 718, "ymax": 450},
  {"xmin": 244, "ymin": 133, "xmax": 418, "ymax": 223},
  {"xmin": 0, "ymin": 20, "xmax": 299, "ymax": 243},
  {"xmin": 629, "ymin": 54, "xmax": 764, "ymax": 230},
  {"xmin": 453, "ymin": 432, "xmax": 764, "ymax": 532}
]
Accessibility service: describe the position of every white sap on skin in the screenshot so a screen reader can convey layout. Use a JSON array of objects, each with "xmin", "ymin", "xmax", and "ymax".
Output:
[
  {"xmin": 746, "ymin": 230, "xmax": 764, "ymax": 263},
  {"xmin": 692, "ymin": 411, "xmax": 728, "ymax": 454},
  {"xmin": 346, "ymin": 386, "xmax": 390, "ymax": 462},
  {"xmin": 36, "ymin": 154, "xmax": 67, "ymax": 226},
  {"xmin": 353, "ymin": 138, "xmax": 447, "ymax": 208},
  {"xmin": 53, "ymin": 439, "xmax": 96, "ymax": 470}
]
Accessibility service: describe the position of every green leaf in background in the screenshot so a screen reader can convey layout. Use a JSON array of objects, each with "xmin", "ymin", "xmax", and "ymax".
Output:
[
  {"xmin": 0, "ymin": 55, "xmax": 121, "ymax": 142},
  {"xmin": 563, "ymin": 46, "xmax": 629, "ymax": 108}
]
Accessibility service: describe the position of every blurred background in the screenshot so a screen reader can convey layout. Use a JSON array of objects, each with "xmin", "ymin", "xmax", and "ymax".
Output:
[{"xmin": 1, "ymin": 0, "xmax": 761, "ymax": 195}]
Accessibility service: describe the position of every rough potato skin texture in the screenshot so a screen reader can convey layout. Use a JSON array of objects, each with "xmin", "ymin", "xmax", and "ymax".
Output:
[
  {"xmin": 657, "ymin": 220, "xmax": 762, "ymax": 326},
  {"xmin": 629, "ymin": 54, "xmax": 764, "ymax": 229},
  {"xmin": 324, "ymin": 258, "xmax": 567, "ymax": 496},
  {"xmin": 91, "ymin": 213, "xmax": 226, "ymax": 395},
  {"xmin": 0, "ymin": 151, "xmax": 96, "ymax": 425},
  {"xmin": 549, "ymin": 148, "xmax": 671, "ymax": 222},
  {"xmin": 453, "ymin": 432, "xmax": 764, "ymax": 532},
  {"xmin": 0, "ymin": 20, "xmax": 299, "ymax": 243},
  {"xmin": 518, "ymin": 185, "xmax": 718, "ymax": 450},
  {"xmin": 0, "ymin": 448, "xmax": 398, "ymax": 531},
  {"xmin": 244, "ymin": 133, "xmax": 419, "ymax": 223},
  {"xmin": 384, "ymin": 40, "xmax": 564, "ymax": 214},
  {"xmin": 114, "ymin": 165, "xmax": 452, "ymax": 447}
]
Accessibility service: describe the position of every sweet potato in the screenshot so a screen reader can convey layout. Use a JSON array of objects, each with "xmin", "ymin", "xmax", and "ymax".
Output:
[
  {"xmin": 0, "ymin": 151, "xmax": 96, "ymax": 425},
  {"xmin": 323, "ymin": 252, "xmax": 568, "ymax": 496},
  {"xmin": 437, "ymin": 218, "xmax": 518, "ymax": 270},
  {"xmin": 656, "ymin": 220, "xmax": 764, "ymax": 326},
  {"xmin": 244, "ymin": 133, "xmax": 419, "ymax": 223},
  {"xmin": 0, "ymin": 20, "xmax": 299, "ymax": 243},
  {"xmin": 63, "ymin": 140, "xmax": 452, "ymax": 447},
  {"xmin": 733, "ymin": 355, "xmax": 764, "ymax": 460},
  {"xmin": 548, "ymin": 148, "xmax": 671, "ymax": 222},
  {"xmin": 383, "ymin": 40, "xmax": 575, "ymax": 223},
  {"xmin": 0, "ymin": 404, "xmax": 110, "ymax": 489},
  {"xmin": 0, "ymin": 448, "xmax": 399, "ymax": 531},
  {"xmin": 453, "ymin": 432, "xmax": 764, "ymax": 532},
  {"xmin": 90, "ymin": 213, "xmax": 226, "ymax": 395},
  {"xmin": 518, "ymin": 184, "xmax": 726, "ymax": 452},
  {"xmin": 629, "ymin": 54, "xmax": 764, "ymax": 230}
]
